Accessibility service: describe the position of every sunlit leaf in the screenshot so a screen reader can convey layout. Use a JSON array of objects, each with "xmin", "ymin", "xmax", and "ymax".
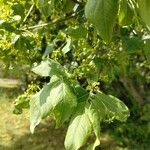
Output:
[
  {"xmin": 62, "ymin": 38, "xmax": 72, "ymax": 55},
  {"xmin": 65, "ymin": 102, "xmax": 92, "ymax": 150},
  {"xmin": 30, "ymin": 77, "xmax": 77, "ymax": 133},
  {"xmin": 119, "ymin": 0, "xmax": 134, "ymax": 26},
  {"xmin": 138, "ymin": 0, "xmax": 150, "ymax": 29},
  {"xmin": 91, "ymin": 92, "xmax": 129, "ymax": 121},
  {"xmin": 32, "ymin": 59, "xmax": 66, "ymax": 77}
]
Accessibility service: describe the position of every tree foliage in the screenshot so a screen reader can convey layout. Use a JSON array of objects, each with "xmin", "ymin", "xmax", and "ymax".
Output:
[{"xmin": 0, "ymin": 0, "xmax": 150, "ymax": 149}]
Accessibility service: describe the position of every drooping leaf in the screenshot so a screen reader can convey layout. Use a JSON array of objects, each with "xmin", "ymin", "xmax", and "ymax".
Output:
[
  {"xmin": 34, "ymin": 0, "xmax": 53, "ymax": 17},
  {"xmin": 85, "ymin": 104, "xmax": 101, "ymax": 150},
  {"xmin": 119, "ymin": 0, "xmax": 134, "ymax": 26},
  {"xmin": 30, "ymin": 77, "xmax": 77, "ymax": 133},
  {"xmin": 52, "ymin": 79, "xmax": 77, "ymax": 127},
  {"xmin": 138, "ymin": 0, "xmax": 150, "ymax": 29},
  {"xmin": 32, "ymin": 59, "xmax": 66, "ymax": 77},
  {"xmin": 92, "ymin": 92, "xmax": 129, "ymax": 121},
  {"xmin": 64, "ymin": 102, "xmax": 92, "ymax": 150},
  {"xmin": 65, "ymin": 100, "xmax": 101, "ymax": 150},
  {"xmin": 62, "ymin": 38, "xmax": 72, "ymax": 55},
  {"xmin": 85, "ymin": 0, "xmax": 119, "ymax": 42}
]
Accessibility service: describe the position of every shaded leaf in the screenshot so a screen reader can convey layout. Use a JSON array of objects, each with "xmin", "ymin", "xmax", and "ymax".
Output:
[
  {"xmin": 67, "ymin": 26, "xmax": 87, "ymax": 39},
  {"xmin": 85, "ymin": 0, "xmax": 119, "ymax": 42},
  {"xmin": 74, "ymin": 85, "xmax": 89, "ymax": 103},
  {"xmin": 144, "ymin": 39, "xmax": 150, "ymax": 63},
  {"xmin": 122, "ymin": 37, "xmax": 144, "ymax": 53},
  {"xmin": 34, "ymin": 0, "xmax": 53, "ymax": 17}
]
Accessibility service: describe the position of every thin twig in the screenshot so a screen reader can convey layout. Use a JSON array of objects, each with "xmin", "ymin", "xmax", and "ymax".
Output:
[
  {"xmin": 23, "ymin": 4, "xmax": 34, "ymax": 23},
  {"xmin": 21, "ymin": 9, "xmax": 83, "ymax": 30}
]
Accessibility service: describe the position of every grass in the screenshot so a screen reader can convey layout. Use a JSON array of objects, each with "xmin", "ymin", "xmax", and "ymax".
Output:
[{"xmin": 0, "ymin": 89, "xmax": 66, "ymax": 150}]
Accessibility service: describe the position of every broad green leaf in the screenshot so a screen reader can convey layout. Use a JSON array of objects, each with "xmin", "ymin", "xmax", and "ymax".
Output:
[
  {"xmin": 34, "ymin": 0, "xmax": 53, "ymax": 17},
  {"xmin": 122, "ymin": 37, "xmax": 144, "ymax": 53},
  {"xmin": 65, "ymin": 101, "xmax": 101, "ymax": 150},
  {"xmin": 92, "ymin": 92, "xmax": 129, "ymax": 121},
  {"xmin": 67, "ymin": 26, "xmax": 87, "ymax": 39},
  {"xmin": 64, "ymin": 102, "xmax": 92, "ymax": 150},
  {"xmin": 11, "ymin": 3, "xmax": 25, "ymax": 18},
  {"xmin": 42, "ymin": 44, "xmax": 54, "ymax": 59},
  {"xmin": 63, "ymin": 0, "xmax": 75, "ymax": 13},
  {"xmin": 62, "ymin": 38, "xmax": 72, "ymax": 55},
  {"xmin": 30, "ymin": 77, "xmax": 77, "ymax": 133},
  {"xmin": 138, "ymin": 0, "xmax": 150, "ymax": 29},
  {"xmin": 85, "ymin": 104, "xmax": 101, "ymax": 150},
  {"xmin": 32, "ymin": 59, "xmax": 66, "ymax": 77},
  {"xmin": 119, "ymin": 0, "xmax": 134, "ymax": 26},
  {"xmin": 30, "ymin": 81, "xmax": 57, "ymax": 133},
  {"xmin": 91, "ymin": 94, "xmax": 107, "ymax": 118},
  {"xmin": 85, "ymin": 0, "xmax": 119, "ymax": 42},
  {"xmin": 144, "ymin": 39, "xmax": 150, "ymax": 63},
  {"xmin": 74, "ymin": 85, "xmax": 89, "ymax": 102},
  {"xmin": 52, "ymin": 79, "xmax": 77, "ymax": 127},
  {"xmin": 0, "ymin": 22, "xmax": 16, "ymax": 32}
]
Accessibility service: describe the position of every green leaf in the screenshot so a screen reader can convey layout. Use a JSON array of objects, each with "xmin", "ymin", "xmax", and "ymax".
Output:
[
  {"xmin": 144, "ymin": 39, "xmax": 150, "ymax": 63},
  {"xmin": 74, "ymin": 85, "xmax": 89, "ymax": 103},
  {"xmin": 64, "ymin": 102, "xmax": 92, "ymax": 150},
  {"xmin": 138, "ymin": 0, "xmax": 150, "ymax": 29},
  {"xmin": 42, "ymin": 44, "xmax": 54, "ymax": 59},
  {"xmin": 32, "ymin": 59, "xmax": 66, "ymax": 77},
  {"xmin": 92, "ymin": 92, "xmax": 129, "ymax": 121},
  {"xmin": 85, "ymin": 0, "xmax": 119, "ymax": 43},
  {"xmin": 67, "ymin": 26, "xmax": 87, "ymax": 39},
  {"xmin": 30, "ymin": 77, "xmax": 77, "ymax": 133},
  {"xmin": 63, "ymin": 0, "xmax": 75, "ymax": 13},
  {"xmin": 85, "ymin": 104, "xmax": 101, "ymax": 150},
  {"xmin": 119, "ymin": 0, "xmax": 134, "ymax": 26},
  {"xmin": 122, "ymin": 37, "xmax": 144, "ymax": 53},
  {"xmin": 91, "ymin": 94, "xmax": 107, "ymax": 118},
  {"xmin": 62, "ymin": 38, "xmax": 72, "ymax": 55},
  {"xmin": 65, "ymin": 100, "xmax": 101, "ymax": 150},
  {"xmin": 12, "ymin": 3, "xmax": 25, "ymax": 18},
  {"xmin": 34, "ymin": 0, "xmax": 53, "ymax": 17},
  {"xmin": 13, "ymin": 95, "xmax": 30, "ymax": 114}
]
